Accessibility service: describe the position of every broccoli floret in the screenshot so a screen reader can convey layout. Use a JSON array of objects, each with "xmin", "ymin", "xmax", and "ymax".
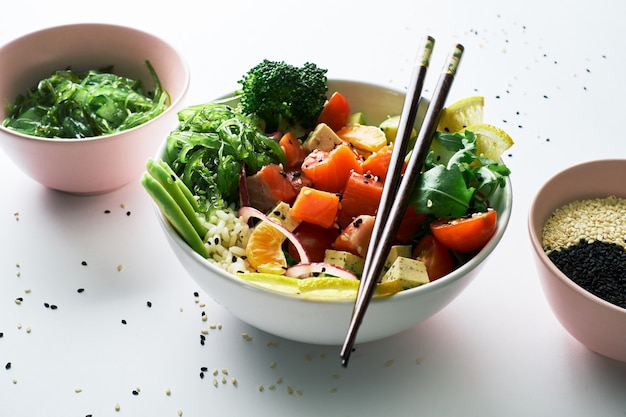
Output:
[{"xmin": 238, "ymin": 60, "xmax": 328, "ymax": 133}]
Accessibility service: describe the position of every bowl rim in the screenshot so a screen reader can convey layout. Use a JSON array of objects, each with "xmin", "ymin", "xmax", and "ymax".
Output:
[
  {"xmin": 528, "ymin": 158, "xmax": 626, "ymax": 315},
  {"xmin": 0, "ymin": 22, "xmax": 190, "ymax": 143},
  {"xmin": 153, "ymin": 78, "xmax": 514, "ymax": 304}
]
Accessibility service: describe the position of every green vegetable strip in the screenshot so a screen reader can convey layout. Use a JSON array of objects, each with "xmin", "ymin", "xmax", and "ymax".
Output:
[
  {"xmin": 145, "ymin": 158, "xmax": 208, "ymax": 238},
  {"xmin": 2, "ymin": 60, "xmax": 168, "ymax": 138},
  {"xmin": 141, "ymin": 172, "xmax": 210, "ymax": 259}
]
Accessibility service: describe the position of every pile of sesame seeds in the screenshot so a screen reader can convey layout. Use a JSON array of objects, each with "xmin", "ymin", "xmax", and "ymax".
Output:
[
  {"xmin": 542, "ymin": 195, "xmax": 626, "ymax": 309},
  {"xmin": 542, "ymin": 195, "xmax": 626, "ymax": 253}
]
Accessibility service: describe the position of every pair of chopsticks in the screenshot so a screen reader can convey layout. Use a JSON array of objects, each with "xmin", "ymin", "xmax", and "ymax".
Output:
[{"xmin": 340, "ymin": 37, "xmax": 464, "ymax": 367}]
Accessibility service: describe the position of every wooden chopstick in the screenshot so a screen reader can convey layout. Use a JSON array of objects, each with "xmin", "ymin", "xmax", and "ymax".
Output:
[{"xmin": 340, "ymin": 41, "xmax": 464, "ymax": 368}]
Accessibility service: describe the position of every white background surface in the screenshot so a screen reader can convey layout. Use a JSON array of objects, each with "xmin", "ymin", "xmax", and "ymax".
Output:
[{"xmin": 1, "ymin": 1, "xmax": 626, "ymax": 416}]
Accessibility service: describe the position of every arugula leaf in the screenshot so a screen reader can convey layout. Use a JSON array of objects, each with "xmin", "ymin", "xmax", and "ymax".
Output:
[{"xmin": 409, "ymin": 130, "xmax": 510, "ymax": 218}]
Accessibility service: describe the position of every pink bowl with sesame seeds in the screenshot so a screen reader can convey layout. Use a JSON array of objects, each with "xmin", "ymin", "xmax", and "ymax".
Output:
[
  {"xmin": 0, "ymin": 23, "xmax": 189, "ymax": 194},
  {"xmin": 152, "ymin": 79, "xmax": 514, "ymax": 346},
  {"xmin": 529, "ymin": 159, "xmax": 626, "ymax": 363}
]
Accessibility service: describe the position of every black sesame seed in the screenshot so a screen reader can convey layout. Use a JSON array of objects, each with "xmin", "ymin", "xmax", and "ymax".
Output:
[
  {"xmin": 44, "ymin": 303, "xmax": 50, "ymax": 308},
  {"xmin": 0, "ymin": 332, "xmax": 3, "ymax": 338},
  {"xmin": 50, "ymin": 304, "xmax": 58, "ymax": 310},
  {"xmin": 104, "ymin": 210, "xmax": 111, "ymax": 214},
  {"xmin": 147, "ymin": 301, "xmax": 152, "ymax": 308},
  {"xmin": 81, "ymin": 261, "xmax": 88, "ymax": 266},
  {"xmin": 132, "ymin": 390, "xmax": 139, "ymax": 396},
  {"xmin": 5, "ymin": 362, "xmax": 11, "ymax": 370},
  {"xmin": 200, "ymin": 366, "xmax": 208, "ymax": 372},
  {"xmin": 121, "ymin": 319, "xmax": 127, "ymax": 325},
  {"xmin": 200, "ymin": 372, "xmax": 205, "ymax": 379},
  {"xmin": 77, "ymin": 288, "xmax": 85, "ymax": 293},
  {"xmin": 126, "ymin": 211, "xmax": 131, "ymax": 216},
  {"xmin": 548, "ymin": 240, "xmax": 626, "ymax": 309},
  {"xmin": 193, "ymin": 291, "xmax": 199, "ymax": 297}
]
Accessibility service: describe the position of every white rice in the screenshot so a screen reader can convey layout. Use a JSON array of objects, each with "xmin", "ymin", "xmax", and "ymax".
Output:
[{"xmin": 200, "ymin": 205, "xmax": 253, "ymax": 274}]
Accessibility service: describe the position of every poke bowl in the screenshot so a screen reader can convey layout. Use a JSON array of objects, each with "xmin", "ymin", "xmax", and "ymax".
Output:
[
  {"xmin": 147, "ymin": 77, "xmax": 513, "ymax": 345},
  {"xmin": 528, "ymin": 159, "xmax": 626, "ymax": 362},
  {"xmin": 0, "ymin": 23, "xmax": 189, "ymax": 194}
]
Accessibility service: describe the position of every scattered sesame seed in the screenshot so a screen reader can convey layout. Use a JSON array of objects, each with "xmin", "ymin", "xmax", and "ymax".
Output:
[
  {"xmin": 269, "ymin": 362, "xmax": 277, "ymax": 369},
  {"xmin": 178, "ymin": 410, "xmax": 183, "ymax": 417},
  {"xmin": 287, "ymin": 386, "xmax": 294, "ymax": 395},
  {"xmin": 117, "ymin": 264, "xmax": 123, "ymax": 272},
  {"xmin": 330, "ymin": 387, "xmax": 338, "ymax": 393},
  {"xmin": 115, "ymin": 403, "xmax": 120, "ymax": 412},
  {"xmin": 165, "ymin": 388, "xmax": 171, "ymax": 396},
  {"xmin": 385, "ymin": 359, "xmax": 394, "ymax": 367},
  {"xmin": 258, "ymin": 385, "xmax": 264, "ymax": 392},
  {"xmin": 268, "ymin": 384, "xmax": 276, "ymax": 391},
  {"xmin": 213, "ymin": 379, "xmax": 218, "ymax": 388},
  {"xmin": 241, "ymin": 333, "xmax": 252, "ymax": 341},
  {"xmin": 75, "ymin": 388, "xmax": 83, "ymax": 393},
  {"xmin": 231, "ymin": 378, "xmax": 238, "ymax": 387}
]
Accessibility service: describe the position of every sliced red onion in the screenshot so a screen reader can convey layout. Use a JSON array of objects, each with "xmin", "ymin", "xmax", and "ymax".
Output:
[
  {"xmin": 285, "ymin": 262, "xmax": 358, "ymax": 280},
  {"xmin": 238, "ymin": 163, "xmax": 250, "ymax": 208},
  {"xmin": 239, "ymin": 205, "xmax": 310, "ymax": 264}
]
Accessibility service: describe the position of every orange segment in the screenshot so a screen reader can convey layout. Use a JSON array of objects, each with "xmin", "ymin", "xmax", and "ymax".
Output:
[{"xmin": 246, "ymin": 220, "xmax": 288, "ymax": 274}]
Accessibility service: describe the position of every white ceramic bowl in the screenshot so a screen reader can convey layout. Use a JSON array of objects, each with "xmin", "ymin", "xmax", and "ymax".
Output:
[
  {"xmin": 155, "ymin": 80, "xmax": 513, "ymax": 345},
  {"xmin": 528, "ymin": 159, "xmax": 626, "ymax": 362},
  {"xmin": 0, "ymin": 23, "xmax": 189, "ymax": 194}
]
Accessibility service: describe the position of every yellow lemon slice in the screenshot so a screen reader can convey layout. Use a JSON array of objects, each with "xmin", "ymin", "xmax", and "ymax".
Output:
[
  {"xmin": 298, "ymin": 277, "xmax": 401, "ymax": 300},
  {"xmin": 437, "ymin": 96, "xmax": 484, "ymax": 133},
  {"xmin": 237, "ymin": 273, "xmax": 300, "ymax": 295},
  {"xmin": 298, "ymin": 277, "xmax": 360, "ymax": 300},
  {"xmin": 374, "ymin": 277, "xmax": 401, "ymax": 298},
  {"xmin": 464, "ymin": 123, "xmax": 514, "ymax": 161}
]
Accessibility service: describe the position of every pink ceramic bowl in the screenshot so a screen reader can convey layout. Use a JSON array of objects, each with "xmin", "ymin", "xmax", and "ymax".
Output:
[
  {"xmin": 528, "ymin": 159, "xmax": 626, "ymax": 362},
  {"xmin": 0, "ymin": 23, "xmax": 189, "ymax": 194}
]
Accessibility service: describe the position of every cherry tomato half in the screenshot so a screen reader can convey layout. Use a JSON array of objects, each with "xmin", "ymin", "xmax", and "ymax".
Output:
[
  {"xmin": 412, "ymin": 234, "xmax": 453, "ymax": 281},
  {"xmin": 430, "ymin": 209, "xmax": 497, "ymax": 253}
]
